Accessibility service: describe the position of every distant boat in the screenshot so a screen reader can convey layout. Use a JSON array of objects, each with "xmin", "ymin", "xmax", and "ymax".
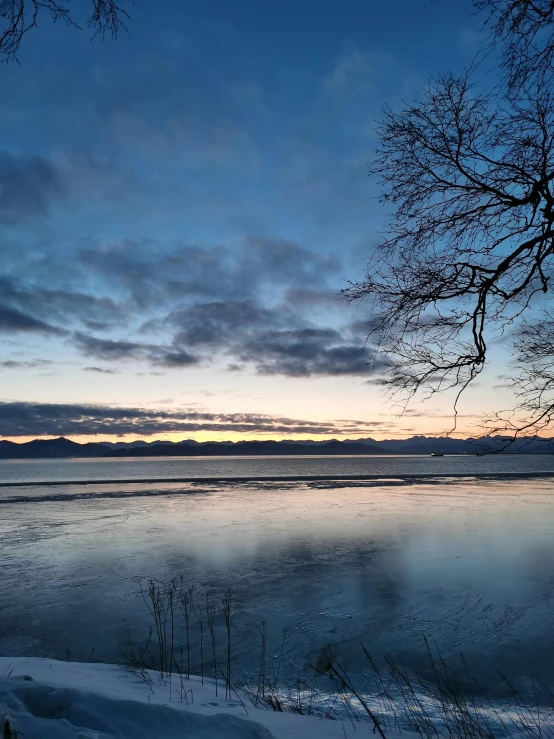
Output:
[{"xmin": 430, "ymin": 452, "xmax": 444, "ymax": 457}]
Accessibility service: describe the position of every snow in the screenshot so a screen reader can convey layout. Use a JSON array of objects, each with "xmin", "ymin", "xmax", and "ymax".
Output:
[{"xmin": 0, "ymin": 657, "xmax": 406, "ymax": 738}]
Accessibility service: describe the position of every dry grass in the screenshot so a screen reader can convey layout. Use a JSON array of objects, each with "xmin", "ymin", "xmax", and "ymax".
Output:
[{"xmin": 120, "ymin": 576, "xmax": 554, "ymax": 737}]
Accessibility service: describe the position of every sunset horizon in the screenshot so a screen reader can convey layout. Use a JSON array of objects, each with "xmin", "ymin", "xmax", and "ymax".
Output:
[
  {"xmin": 0, "ymin": 0, "xmax": 518, "ymax": 444},
  {"xmin": 3, "ymin": 2, "xmax": 554, "ymax": 736}
]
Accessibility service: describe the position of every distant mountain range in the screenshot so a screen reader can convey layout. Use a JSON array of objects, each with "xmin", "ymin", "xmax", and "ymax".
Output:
[
  {"xmin": 104, "ymin": 439, "xmax": 387, "ymax": 457},
  {"xmin": 0, "ymin": 437, "xmax": 108, "ymax": 459},
  {"xmin": 0, "ymin": 435, "xmax": 553, "ymax": 459}
]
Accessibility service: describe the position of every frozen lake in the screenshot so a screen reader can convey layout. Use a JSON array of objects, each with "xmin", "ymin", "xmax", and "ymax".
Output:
[{"xmin": 1, "ymin": 454, "xmax": 554, "ymax": 693}]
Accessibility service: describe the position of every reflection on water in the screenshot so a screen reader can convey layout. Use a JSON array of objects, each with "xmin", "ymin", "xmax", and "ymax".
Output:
[{"xmin": 1, "ymin": 469, "xmax": 554, "ymax": 692}]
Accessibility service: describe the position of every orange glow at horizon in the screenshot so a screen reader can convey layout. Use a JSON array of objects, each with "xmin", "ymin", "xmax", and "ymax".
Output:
[{"xmin": 4, "ymin": 424, "xmax": 482, "ymax": 445}]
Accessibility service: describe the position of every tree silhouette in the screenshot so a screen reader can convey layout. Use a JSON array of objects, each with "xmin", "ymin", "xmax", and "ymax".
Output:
[
  {"xmin": 0, "ymin": 0, "xmax": 129, "ymax": 62},
  {"xmin": 348, "ymin": 1, "xmax": 554, "ymax": 440},
  {"xmin": 477, "ymin": 0, "xmax": 554, "ymax": 93}
]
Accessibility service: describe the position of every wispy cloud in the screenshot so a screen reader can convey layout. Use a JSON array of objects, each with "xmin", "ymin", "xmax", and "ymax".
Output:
[
  {"xmin": 1, "ymin": 235, "xmax": 378, "ymax": 378},
  {"xmin": 82, "ymin": 366, "xmax": 118, "ymax": 374},
  {"xmin": 73, "ymin": 333, "xmax": 199, "ymax": 368},
  {"xmin": 0, "ymin": 359, "xmax": 51, "ymax": 368}
]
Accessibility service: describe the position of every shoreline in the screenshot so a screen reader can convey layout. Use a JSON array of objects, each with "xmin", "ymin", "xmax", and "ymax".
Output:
[{"xmin": 3, "ymin": 469, "xmax": 554, "ymax": 487}]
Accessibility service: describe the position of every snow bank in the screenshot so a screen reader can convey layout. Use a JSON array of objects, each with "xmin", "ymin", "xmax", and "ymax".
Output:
[
  {"xmin": 0, "ymin": 678, "xmax": 273, "ymax": 738},
  {"xmin": 0, "ymin": 657, "xmax": 403, "ymax": 738}
]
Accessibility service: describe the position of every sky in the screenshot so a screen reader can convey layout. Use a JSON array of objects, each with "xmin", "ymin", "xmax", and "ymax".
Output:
[{"xmin": 0, "ymin": 0, "xmax": 514, "ymax": 442}]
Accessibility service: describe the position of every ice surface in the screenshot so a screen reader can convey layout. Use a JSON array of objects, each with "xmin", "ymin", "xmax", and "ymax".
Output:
[{"xmin": 3, "ymin": 459, "xmax": 554, "ymax": 693}]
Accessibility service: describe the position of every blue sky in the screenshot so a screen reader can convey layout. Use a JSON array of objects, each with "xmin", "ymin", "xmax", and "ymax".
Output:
[{"xmin": 0, "ymin": 0, "xmax": 507, "ymax": 441}]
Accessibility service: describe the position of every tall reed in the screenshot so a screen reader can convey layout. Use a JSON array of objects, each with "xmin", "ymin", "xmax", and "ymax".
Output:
[{"xmin": 123, "ymin": 575, "xmax": 554, "ymax": 738}]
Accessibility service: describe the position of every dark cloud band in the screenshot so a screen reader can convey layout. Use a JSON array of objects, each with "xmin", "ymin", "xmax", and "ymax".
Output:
[
  {"xmin": 0, "ymin": 401, "xmax": 387, "ymax": 438},
  {"xmin": 0, "ymin": 304, "xmax": 64, "ymax": 334}
]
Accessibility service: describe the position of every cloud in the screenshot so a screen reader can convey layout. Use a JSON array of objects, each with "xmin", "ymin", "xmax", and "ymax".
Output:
[
  {"xmin": 80, "ymin": 240, "xmax": 233, "ymax": 308},
  {"xmin": 85, "ymin": 321, "xmax": 112, "ymax": 331},
  {"xmin": 167, "ymin": 300, "xmax": 278, "ymax": 347},
  {"xmin": 73, "ymin": 332, "xmax": 199, "ymax": 368},
  {"xmin": 157, "ymin": 300, "xmax": 378, "ymax": 377},
  {"xmin": 0, "ymin": 151, "xmax": 66, "ymax": 223},
  {"xmin": 73, "ymin": 334, "xmax": 150, "ymax": 361},
  {"xmin": 0, "ymin": 359, "xmax": 51, "ymax": 368},
  {"xmin": 83, "ymin": 366, "xmax": 118, "ymax": 374},
  {"xmin": 397, "ymin": 409, "xmax": 482, "ymax": 419},
  {"xmin": 0, "ymin": 276, "xmax": 125, "ymax": 328},
  {"xmin": 242, "ymin": 237, "xmax": 340, "ymax": 287},
  {"xmin": 0, "ymin": 401, "xmax": 388, "ymax": 438},
  {"xmin": 321, "ymin": 46, "xmax": 378, "ymax": 104},
  {"xmin": 241, "ymin": 328, "xmax": 381, "ymax": 377},
  {"xmin": 0, "ymin": 8, "xmax": 427, "ymax": 403},
  {"xmin": 363, "ymin": 377, "xmax": 390, "ymax": 386},
  {"xmin": 284, "ymin": 288, "xmax": 342, "ymax": 309},
  {"xmin": 107, "ymin": 111, "xmax": 260, "ymax": 171},
  {"xmin": 62, "ymin": 237, "xmax": 370, "ymax": 378},
  {"xmin": 2, "ymin": 234, "xmax": 381, "ymax": 378},
  {"xmin": 157, "ymin": 350, "xmax": 199, "ymax": 368},
  {"xmin": 81, "ymin": 236, "xmax": 340, "ymax": 309},
  {"xmin": 320, "ymin": 45, "xmax": 422, "ymax": 114},
  {"xmin": 0, "ymin": 304, "xmax": 63, "ymax": 334}
]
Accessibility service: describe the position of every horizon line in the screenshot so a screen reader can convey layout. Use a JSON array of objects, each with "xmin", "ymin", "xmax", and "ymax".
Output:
[{"xmin": 2, "ymin": 434, "xmax": 552, "ymax": 446}]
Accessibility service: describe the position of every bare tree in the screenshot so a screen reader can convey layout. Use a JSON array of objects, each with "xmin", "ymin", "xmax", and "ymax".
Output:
[
  {"xmin": 0, "ymin": 0, "xmax": 129, "ymax": 62},
  {"xmin": 346, "ymin": 68, "xmax": 554, "ymax": 434},
  {"xmin": 476, "ymin": 0, "xmax": 554, "ymax": 92},
  {"xmin": 485, "ymin": 311, "xmax": 554, "ymax": 436}
]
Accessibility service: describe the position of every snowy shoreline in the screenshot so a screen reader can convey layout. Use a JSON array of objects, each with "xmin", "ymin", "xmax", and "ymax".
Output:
[
  {"xmin": 0, "ymin": 656, "xmax": 407, "ymax": 738},
  {"xmin": 2, "ymin": 654, "xmax": 554, "ymax": 738}
]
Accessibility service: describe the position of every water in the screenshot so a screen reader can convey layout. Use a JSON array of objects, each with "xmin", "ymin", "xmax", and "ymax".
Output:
[
  {"xmin": 1, "ymin": 454, "xmax": 554, "ymax": 694},
  {"xmin": 2, "ymin": 452, "xmax": 554, "ymax": 486}
]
